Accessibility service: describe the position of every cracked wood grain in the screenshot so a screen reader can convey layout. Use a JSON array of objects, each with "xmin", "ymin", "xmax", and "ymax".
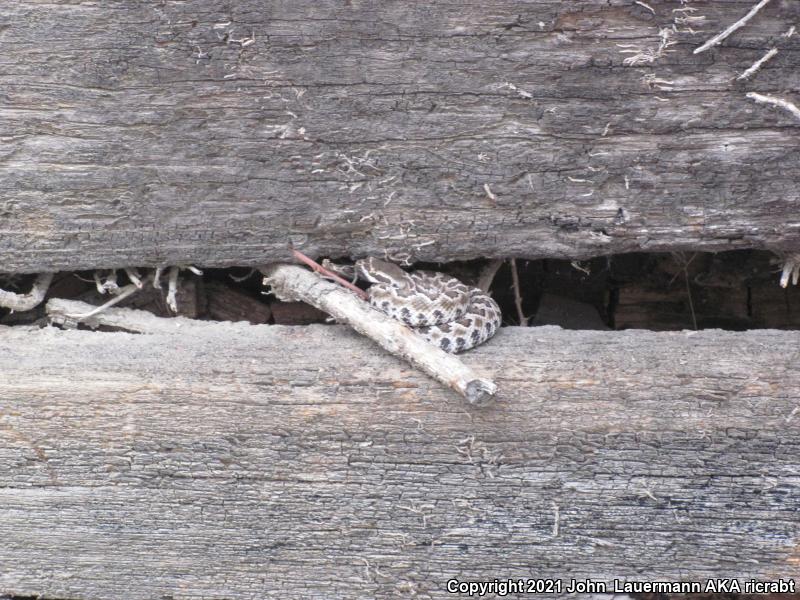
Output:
[
  {"xmin": 1, "ymin": 1, "xmax": 799, "ymax": 272},
  {"xmin": 0, "ymin": 324, "xmax": 798, "ymax": 598}
]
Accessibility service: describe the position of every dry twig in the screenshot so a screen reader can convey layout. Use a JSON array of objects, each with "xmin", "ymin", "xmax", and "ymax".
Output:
[
  {"xmin": 670, "ymin": 253, "xmax": 698, "ymax": 330},
  {"xmin": 509, "ymin": 259, "xmax": 529, "ymax": 326},
  {"xmin": 778, "ymin": 253, "xmax": 800, "ymax": 288},
  {"xmin": 125, "ymin": 267, "xmax": 144, "ymax": 288},
  {"xmin": 261, "ymin": 263, "xmax": 497, "ymax": 405},
  {"xmin": 166, "ymin": 267, "xmax": 180, "ymax": 313},
  {"xmin": 164, "ymin": 265, "xmax": 203, "ymax": 313},
  {"xmin": 694, "ymin": 0, "xmax": 773, "ymax": 54},
  {"xmin": 94, "ymin": 271, "xmax": 119, "ymax": 295},
  {"xmin": 291, "ymin": 249, "xmax": 367, "ymax": 299},
  {"xmin": 58, "ymin": 276, "xmax": 154, "ymax": 322},
  {"xmin": 47, "ymin": 298, "xmax": 205, "ymax": 333},
  {"xmin": 737, "ymin": 48, "xmax": 778, "ymax": 80},
  {"xmin": 746, "ymin": 92, "xmax": 800, "ymax": 122},
  {"xmin": 0, "ymin": 272, "xmax": 54, "ymax": 312}
]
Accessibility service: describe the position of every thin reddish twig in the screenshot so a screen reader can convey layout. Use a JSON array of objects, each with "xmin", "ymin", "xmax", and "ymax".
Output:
[
  {"xmin": 510, "ymin": 258, "xmax": 529, "ymax": 327},
  {"xmin": 291, "ymin": 249, "xmax": 368, "ymax": 300}
]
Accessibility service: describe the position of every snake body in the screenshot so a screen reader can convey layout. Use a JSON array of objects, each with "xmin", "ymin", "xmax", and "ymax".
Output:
[{"xmin": 355, "ymin": 257, "xmax": 501, "ymax": 353}]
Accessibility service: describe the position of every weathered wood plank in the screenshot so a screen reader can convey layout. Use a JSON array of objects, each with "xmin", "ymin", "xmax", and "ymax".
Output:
[
  {"xmin": 1, "ymin": 1, "xmax": 800, "ymax": 272},
  {"xmin": 0, "ymin": 323, "xmax": 798, "ymax": 598}
]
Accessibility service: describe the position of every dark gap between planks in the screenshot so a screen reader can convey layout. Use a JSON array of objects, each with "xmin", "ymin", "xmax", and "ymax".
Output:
[{"xmin": 1, "ymin": 250, "xmax": 798, "ymax": 332}]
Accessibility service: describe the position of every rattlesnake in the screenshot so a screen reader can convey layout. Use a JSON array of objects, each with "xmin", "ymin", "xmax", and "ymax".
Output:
[{"xmin": 354, "ymin": 257, "xmax": 501, "ymax": 353}]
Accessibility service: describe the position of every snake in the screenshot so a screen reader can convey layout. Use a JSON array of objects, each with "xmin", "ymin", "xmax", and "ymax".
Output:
[{"xmin": 354, "ymin": 257, "xmax": 501, "ymax": 353}]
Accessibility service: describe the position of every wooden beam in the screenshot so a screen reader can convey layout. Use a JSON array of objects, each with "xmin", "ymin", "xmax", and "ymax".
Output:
[
  {"xmin": 1, "ymin": 1, "xmax": 799, "ymax": 272},
  {"xmin": 1, "ymin": 323, "xmax": 798, "ymax": 597}
]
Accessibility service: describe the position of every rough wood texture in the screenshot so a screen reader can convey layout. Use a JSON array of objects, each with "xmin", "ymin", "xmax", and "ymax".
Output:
[
  {"xmin": 2, "ymin": 1, "xmax": 800, "ymax": 273},
  {"xmin": 1, "ymin": 324, "xmax": 798, "ymax": 598}
]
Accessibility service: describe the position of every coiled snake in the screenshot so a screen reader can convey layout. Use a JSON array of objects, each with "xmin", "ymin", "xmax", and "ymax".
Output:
[{"xmin": 354, "ymin": 258, "xmax": 501, "ymax": 353}]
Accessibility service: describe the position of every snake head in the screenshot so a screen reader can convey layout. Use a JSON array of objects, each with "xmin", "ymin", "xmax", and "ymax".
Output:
[{"xmin": 355, "ymin": 257, "xmax": 408, "ymax": 285}]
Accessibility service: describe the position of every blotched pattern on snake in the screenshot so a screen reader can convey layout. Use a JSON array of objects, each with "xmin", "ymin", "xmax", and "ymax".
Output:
[{"xmin": 355, "ymin": 257, "xmax": 501, "ymax": 353}]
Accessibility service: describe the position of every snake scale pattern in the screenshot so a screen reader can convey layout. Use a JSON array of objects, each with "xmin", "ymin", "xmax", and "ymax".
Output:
[{"xmin": 355, "ymin": 257, "xmax": 501, "ymax": 353}]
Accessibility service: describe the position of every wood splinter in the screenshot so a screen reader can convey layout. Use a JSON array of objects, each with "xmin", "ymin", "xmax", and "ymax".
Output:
[
  {"xmin": 46, "ymin": 298, "xmax": 204, "ymax": 333},
  {"xmin": 747, "ymin": 92, "xmax": 800, "ymax": 122},
  {"xmin": 693, "ymin": 0, "xmax": 772, "ymax": 55},
  {"xmin": 0, "ymin": 272, "xmax": 54, "ymax": 312},
  {"xmin": 261, "ymin": 263, "xmax": 498, "ymax": 406}
]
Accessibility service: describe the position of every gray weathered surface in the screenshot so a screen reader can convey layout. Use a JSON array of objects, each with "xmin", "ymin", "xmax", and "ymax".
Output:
[
  {"xmin": 2, "ymin": 1, "xmax": 800, "ymax": 272},
  {"xmin": 0, "ymin": 323, "xmax": 798, "ymax": 598}
]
